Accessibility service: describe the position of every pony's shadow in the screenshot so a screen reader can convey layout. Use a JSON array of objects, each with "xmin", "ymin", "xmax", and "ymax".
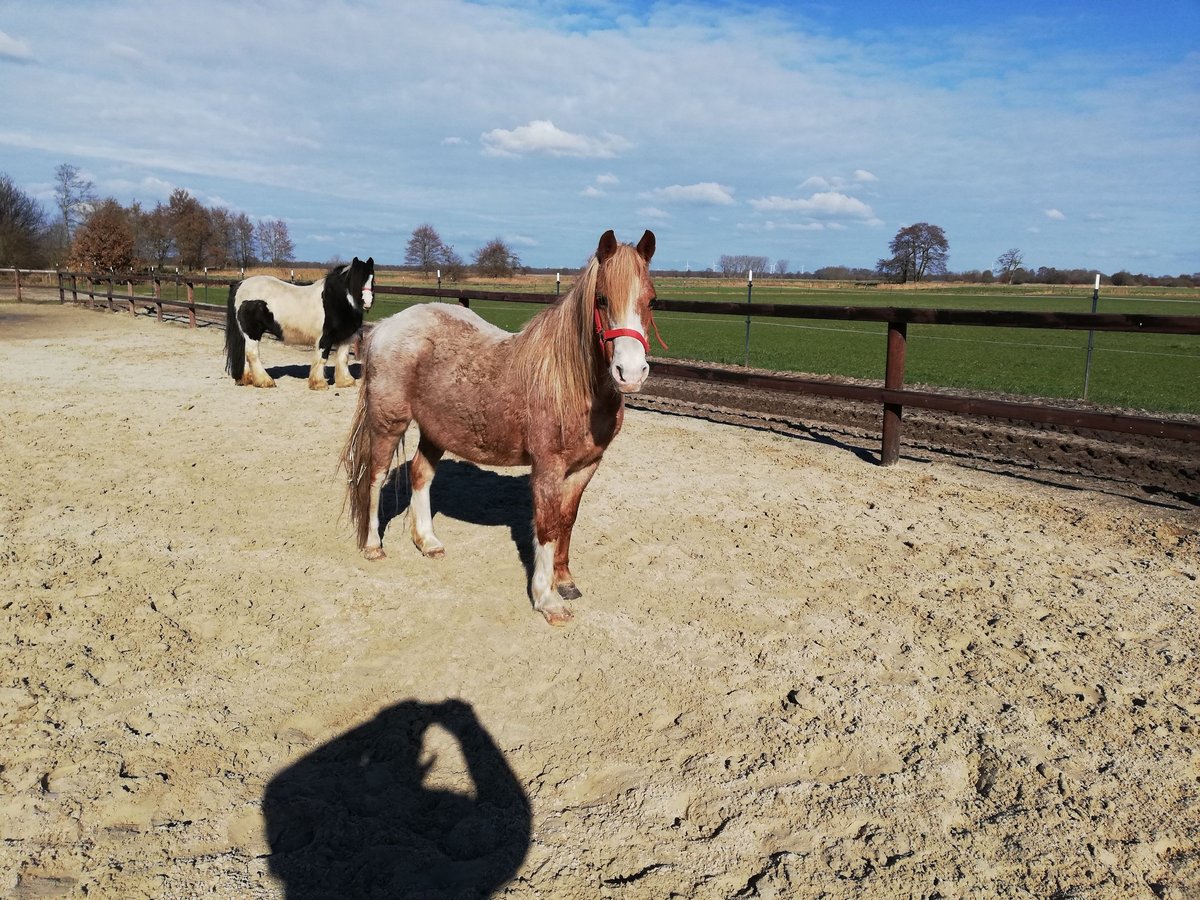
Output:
[
  {"xmin": 379, "ymin": 459, "xmax": 535, "ymax": 584},
  {"xmin": 263, "ymin": 698, "xmax": 531, "ymax": 899},
  {"xmin": 264, "ymin": 362, "xmax": 363, "ymax": 384}
]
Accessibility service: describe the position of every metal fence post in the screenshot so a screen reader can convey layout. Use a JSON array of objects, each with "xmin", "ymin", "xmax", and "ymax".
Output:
[
  {"xmin": 1083, "ymin": 273, "xmax": 1100, "ymax": 399},
  {"xmin": 743, "ymin": 269, "xmax": 753, "ymax": 367}
]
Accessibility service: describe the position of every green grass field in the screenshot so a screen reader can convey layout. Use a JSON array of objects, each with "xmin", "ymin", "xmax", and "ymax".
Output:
[
  {"xmin": 94, "ymin": 271, "xmax": 1198, "ymax": 416},
  {"xmin": 365, "ymin": 276, "xmax": 1200, "ymax": 416}
]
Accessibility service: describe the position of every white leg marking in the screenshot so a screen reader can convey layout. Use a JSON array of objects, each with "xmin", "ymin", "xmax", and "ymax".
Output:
[
  {"xmin": 410, "ymin": 484, "xmax": 444, "ymax": 557},
  {"xmin": 308, "ymin": 345, "xmax": 327, "ymax": 390},
  {"xmin": 531, "ymin": 540, "xmax": 556, "ymax": 610},
  {"xmin": 364, "ymin": 470, "xmax": 387, "ymax": 559},
  {"xmin": 333, "ymin": 342, "xmax": 355, "ymax": 387}
]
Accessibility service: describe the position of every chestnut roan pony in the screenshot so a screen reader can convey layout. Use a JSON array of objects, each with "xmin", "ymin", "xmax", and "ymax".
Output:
[{"xmin": 343, "ymin": 230, "xmax": 658, "ymax": 625}]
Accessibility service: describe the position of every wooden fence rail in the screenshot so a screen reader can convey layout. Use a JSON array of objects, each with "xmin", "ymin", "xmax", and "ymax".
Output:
[{"xmin": 51, "ymin": 272, "xmax": 1200, "ymax": 463}]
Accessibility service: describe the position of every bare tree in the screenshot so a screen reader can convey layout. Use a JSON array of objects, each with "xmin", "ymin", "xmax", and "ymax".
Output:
[
  {"xmin": 774, "ymin": 259, "xmax": 790, "ymax": 276},
  {"xmin": 405, "ymin": 223, "xmax": 452, "ymax": 274},
  {"xmin": 69, "ymin": 198, "xmax": 135, "ymax": 270},
  {"xmin": 0, "ymin": 174, "xmax": 51, "ymax": 266},
  {"xmin": 169, "ymin": 189, "xmax": 213, "ymax": 270},
  {"xmin": 994, "ymin": 248, "xmax": 1024, "ymax": 284},
  {"xmin": 256, "ymin": 218, "xmax": 295, "ymax": 266},
  {"xmin": 719, "ymin": 254, "xmax": 769, "ymax": 277},
  {"xmin": 53, "ymin": 163, "xmax": 96, "ymax": 250},
  {"xmin": 473, "ymin": 238, "xmax": 520, "ymax": 277},
  {"xmin": 231, "ymin": 212, "xmax": 256, "ymax": 269},
  {"xmin": 140, "ymin": 202, "xmax": 174, "ymax": 269},
  {"xmin": 880, "ymin": 223, "xmax": 948, "ymax": 283}
]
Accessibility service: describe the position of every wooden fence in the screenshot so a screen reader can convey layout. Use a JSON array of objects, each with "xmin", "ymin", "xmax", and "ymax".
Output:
[{"xmin": 44, "ymin": 271, "xmax": 1200, "ymax": 463}]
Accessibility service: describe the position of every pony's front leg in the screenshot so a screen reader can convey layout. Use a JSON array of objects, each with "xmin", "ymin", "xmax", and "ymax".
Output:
[
  {"xmin": 307, "ymin": 345, "xmax": 328, "ymax": 390},
  {"xmin": 531, "ymin": 464, "xmax": 573, "ymax": 625},
  {"xmin": 554, "ymin": 462, "xmax": 599, "ymax": 602},
  {"xmin": 332, "ymin": 342, "xmax": 357, "ymax": 388}
]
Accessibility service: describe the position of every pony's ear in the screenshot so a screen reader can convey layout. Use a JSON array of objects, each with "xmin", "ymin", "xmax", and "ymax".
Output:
[
  {"xmin": 636, "ymin": 230, "xmax": 656, "ymax": 264},
  {"xmin": 596, "ymin": 230, "xmax": 618, "ymax": 263},
  {"xmin": 352, "ymin": 256, "xmax": 360, "ymax": 267},
  {"xmin": 366, "ymin": 257, "xmax": 374, "ymax": 269}
]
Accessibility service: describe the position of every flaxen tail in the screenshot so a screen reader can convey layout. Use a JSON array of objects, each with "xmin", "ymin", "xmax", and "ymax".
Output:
[
  {"xmin": 341, "ymin": 336, "xmax": 374, "ymax": 549},
  {"xmin": 225, "ymin": 282, "xmax": 245, "ymax": 381}
]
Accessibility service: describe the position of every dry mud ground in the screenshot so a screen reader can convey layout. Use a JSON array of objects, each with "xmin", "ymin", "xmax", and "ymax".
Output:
[{"xmin": 1, "ymin": 301, "xmax": 1198, "ymax": 899}]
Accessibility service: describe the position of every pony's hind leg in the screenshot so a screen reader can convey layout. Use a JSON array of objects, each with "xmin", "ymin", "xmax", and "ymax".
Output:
[
  {"xmin": 243, "ymin": 338, "xmax": 275, "ymax": 388},
  {"xmin": 332, "ymin": 342, "xmax": 357, "ymax": 388},
  {"xmin": 363, "ymin": 422, "xmax": 406, "ymax": 560},
  {"xmin": 409, "ymin": 435, "xmax": 445, "ymax": 558}
]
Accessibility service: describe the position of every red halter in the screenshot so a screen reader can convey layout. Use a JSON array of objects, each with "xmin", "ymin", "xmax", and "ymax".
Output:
[
  {"xmin": 593, "ymin": 294, "xmax": 668, "ymax": 354},
  {"xmin": 594, "ymin": 306, "xmax": 650, "ymax": 353}
]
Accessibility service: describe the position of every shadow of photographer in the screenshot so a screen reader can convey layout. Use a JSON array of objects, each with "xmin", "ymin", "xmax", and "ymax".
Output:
[{"xmin": 263, "ymin": 698, "xmax": 530, "ymax": 899}]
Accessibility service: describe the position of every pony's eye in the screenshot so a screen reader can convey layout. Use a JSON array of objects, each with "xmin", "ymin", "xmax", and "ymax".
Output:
[
  {"xmin": 648, "ymin": 295, "xmax": 657, "ymax": 309},
  {"xmin": 595, "ymin": 293, "xmax": 608, "ymax": 309}
]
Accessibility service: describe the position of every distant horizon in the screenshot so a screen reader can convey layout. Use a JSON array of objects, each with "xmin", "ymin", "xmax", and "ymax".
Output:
[{"xmin": 4, "ymin": 1, "xmax": 1196, "ymax": 275}]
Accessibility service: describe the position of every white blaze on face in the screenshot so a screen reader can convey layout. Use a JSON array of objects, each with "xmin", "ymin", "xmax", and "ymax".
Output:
[
  {"xmin": 608, "ymin": 304, "xmax": 649, "ymax": 393},
  {"xmin": 353, "ymin": 273, "xmax": 375, "ymax": 310}
]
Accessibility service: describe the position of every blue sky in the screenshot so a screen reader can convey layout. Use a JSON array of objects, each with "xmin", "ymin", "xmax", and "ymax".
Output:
[{"xmin": 2, "ymin": 1, "xmax": 1197, "ymax": 274}]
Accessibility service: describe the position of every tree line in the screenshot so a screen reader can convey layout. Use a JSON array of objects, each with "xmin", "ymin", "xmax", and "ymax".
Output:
[
  {"xmin": 0, "ymin": 165, "xmax": 295, "ymax": 272},
  {"xmin": 403, "ymin": 224, "xmax": 523, "ymax": 280},
  {"xmin": 723, "ymin": 223, "xmax": 1200, "ymax": 287}
]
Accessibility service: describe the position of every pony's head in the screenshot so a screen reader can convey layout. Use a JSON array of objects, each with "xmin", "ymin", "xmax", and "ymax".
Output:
[
  {"xmin": 591, "ymin": 229, "xmax": 656, "ymax": 394},
  {"xmin": 347, "ymin": 256, "xmax": 375, "ymax": 311}
]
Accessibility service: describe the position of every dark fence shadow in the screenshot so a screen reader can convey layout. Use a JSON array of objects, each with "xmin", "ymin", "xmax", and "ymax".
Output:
[
  {"xmin": 263, "ymin": 698, "xmax": 531, "ymax": 899},
  {"xmin": 378, "ymin": 459, "xmax": 535, "ymax": 582}
]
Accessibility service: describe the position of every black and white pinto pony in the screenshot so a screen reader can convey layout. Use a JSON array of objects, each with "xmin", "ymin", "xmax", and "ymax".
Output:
[{"xmin": 225, "ymin": 257, "xmax": 375, "ymax": 389}]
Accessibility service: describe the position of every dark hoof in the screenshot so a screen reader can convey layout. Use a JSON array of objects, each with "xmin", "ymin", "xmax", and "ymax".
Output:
[{"xmin": 557, "ymin": 583, "xmax": 582, "ymax": 601}]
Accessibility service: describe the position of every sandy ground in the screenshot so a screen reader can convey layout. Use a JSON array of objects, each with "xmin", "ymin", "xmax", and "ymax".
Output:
[{"xmin": 1, "ymin": 301, "xmax": 1198, "ymax": 899}]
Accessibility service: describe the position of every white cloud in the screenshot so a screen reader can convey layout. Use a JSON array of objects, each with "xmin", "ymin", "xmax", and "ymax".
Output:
[
  {"xmin": 0, "ymin": 29, "xmax": 33, "ymax": 62},
  {"xmin": 480, "ymin": 120, "xmax": 631, "ymax": 158},
  {"xmin": 748, "ymin": 191, "xmax": 875, "ymax": 219},
  {"xmin": 595, "ymin": 173, "xmax": 619, "ymax": 186},
  {"xmin": 442, "ymin": 136, "xmax": 465, "ymax": 146},
  {"xmin": 1044, "ymin": 208, "xmax": 1066, "ymax": 220},
  {"xmin": 638, "ymin": 206, "xmax": 671, "ymax": 220},
  {"xmin": 643, "ymin": 182, "xmax": 735, "ymax": 205},
  {"xmin": 853, "ymin": 169, "xmax": 878, "ymax": 183},
  {"xmin": 581, "ymin": 185, "xmax": 604, "ymax": 198}
]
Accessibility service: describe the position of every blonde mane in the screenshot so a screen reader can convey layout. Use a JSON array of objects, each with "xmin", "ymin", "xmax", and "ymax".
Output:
[{"xmin": 513, "ymin": 255, "xmax": 602, "ymax": 423}]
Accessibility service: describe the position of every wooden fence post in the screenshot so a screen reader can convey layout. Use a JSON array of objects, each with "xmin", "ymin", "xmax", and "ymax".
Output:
[
  {"xmin": 14, "ymin": 267, "xmax": 21, "ymax": 303},
  {"xmin": 186, "ymin": 281, "xmax": 196, "ymax": 327},
  {"xmin": 880, "ymin": 321, "xmax": 908, "ymax": 465},
  {"xmin": 58, "ymin": 271, "xmax": 65, "ymax": 304},
  {"xmin": 127, "ymin": 279, "xmax": 135, "ymax": 316},
  {"xmin": 154, "ymin": 278, "xmax": 163, "ymax": 322}
]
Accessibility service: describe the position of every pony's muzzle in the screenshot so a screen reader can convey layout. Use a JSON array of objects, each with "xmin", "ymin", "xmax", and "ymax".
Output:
[{"xmin": 612, "ymin": 357, "xmax": 649, "ymax": 393}]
